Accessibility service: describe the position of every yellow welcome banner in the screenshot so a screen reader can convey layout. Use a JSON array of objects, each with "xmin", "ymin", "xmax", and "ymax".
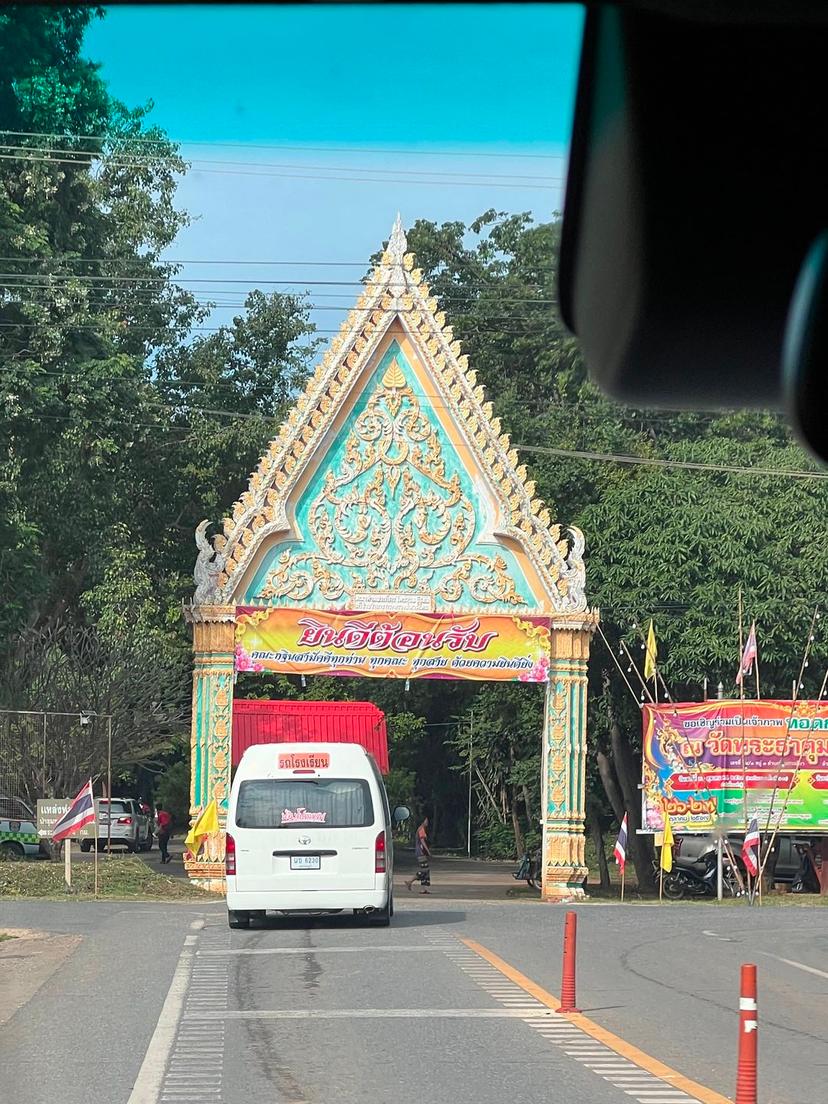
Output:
[{"xmin": 235, "ymin": 607, "xmax": 551, "ymax": 682}]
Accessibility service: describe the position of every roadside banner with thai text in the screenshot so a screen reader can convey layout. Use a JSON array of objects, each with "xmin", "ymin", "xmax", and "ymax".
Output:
[
  {"xmin": 642, "ymin": 700, "xmax": 828, "ymax": 834},
  {"xmin": 234, "ymin": 607, "xmax": 551, "ymax": 682}
]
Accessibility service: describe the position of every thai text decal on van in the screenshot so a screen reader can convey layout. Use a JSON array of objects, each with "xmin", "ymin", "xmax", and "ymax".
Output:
[
  {"xmin": 278, "ymin": 753, "xmax": 330, "ymax": 770},
  {"xmin": 281, "ymin": 807, "xmax": 328, "ymax": 824}
]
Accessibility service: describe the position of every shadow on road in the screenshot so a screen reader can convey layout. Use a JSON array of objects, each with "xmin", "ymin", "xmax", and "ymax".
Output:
[{"xmin": 245, "ymin": 908, "xmax": 467, "ymax": 931}]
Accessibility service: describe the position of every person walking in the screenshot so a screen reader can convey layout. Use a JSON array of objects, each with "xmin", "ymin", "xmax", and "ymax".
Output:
[
  {"xmin": 405, "ymin": 816, "xmax": 431, "ymax": 894},
  {"xmin": 156, "ymin": 803, "xmax": 173, "ymax": 864}
]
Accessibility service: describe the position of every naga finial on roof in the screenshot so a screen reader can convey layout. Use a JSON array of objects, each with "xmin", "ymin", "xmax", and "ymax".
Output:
[{"xmin": 387, "ymin": 213, "xmax": 407, "ymax": 260}]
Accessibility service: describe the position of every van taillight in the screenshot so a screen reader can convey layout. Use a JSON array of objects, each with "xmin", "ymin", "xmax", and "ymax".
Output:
[
  {"xmin": 375, "ymin": 830, "xmax": 386, "ymax": 874},
  {"xmin": 225, "ymin": 833, "xmax": 236, "ymax": 876},
  {"xmin": 117, "ymin": 816, "xmax": 133, "ymax": 825}
]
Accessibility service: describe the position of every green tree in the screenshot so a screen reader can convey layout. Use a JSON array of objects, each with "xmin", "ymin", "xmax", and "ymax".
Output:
[
  {"xmin": 0, "ymin": 7, "xmax": 197, "ymax": 631},
  {"xmin": 402, "ymin": 211, "xmax": 828, "ymax": 881}
]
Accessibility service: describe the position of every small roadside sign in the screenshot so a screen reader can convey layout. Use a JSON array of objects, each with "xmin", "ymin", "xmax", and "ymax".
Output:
[{"xmin": 37, "ymin": 799, "xmax": 94, "ymax": 839}]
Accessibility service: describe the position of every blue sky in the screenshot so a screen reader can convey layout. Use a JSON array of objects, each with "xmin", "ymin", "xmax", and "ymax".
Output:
[{"xmin": 86, "ymin": 5, "xmax": 583, "ymax": 335}]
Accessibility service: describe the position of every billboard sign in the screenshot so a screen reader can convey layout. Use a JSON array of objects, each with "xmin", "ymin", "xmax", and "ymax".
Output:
[
  {"xmin": 234, "ymin": 607, "xmax": 552, "ymax": 682},
  {"xmin": 642, "ymin": 700, "xmax": 828, "ymax": 834}
]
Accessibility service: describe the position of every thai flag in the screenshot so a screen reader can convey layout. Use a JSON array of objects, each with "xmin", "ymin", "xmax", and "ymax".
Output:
[
  {"xmin": 736, "ymin": 621, "xmax": 758, "ymax": 685},
  {"xmin": 52, "ymin": 780, "xmax": 96, "ymax": 842},
  {"xmin": 614, "ymin": 813, "xmax": 628, "ymax": 872},
  {"xmin": 742, "ymin": 817, "xmax": 761, "ymax": 877}
]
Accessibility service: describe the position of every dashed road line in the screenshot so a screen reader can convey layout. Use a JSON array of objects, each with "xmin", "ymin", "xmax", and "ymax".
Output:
[
  {"xmin": 158, "ymin": 920, "xmax": 229, "ymax": 1104},
  {"xmin": 450, "ymin": 936, "xmax": 733, "ymax": 1104},
  {"xmin": 759, "ymin": 950, "xmax": 828, "ymax": 981},
  {"xmin": 127, "ymin": 921, "xmax": 203, "ymax": 1104}
]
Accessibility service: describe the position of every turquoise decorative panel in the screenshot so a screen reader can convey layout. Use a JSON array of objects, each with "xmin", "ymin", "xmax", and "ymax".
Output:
[{"xmin": 244, "ymin": 341, "xmax": 539, "ymax": 612}]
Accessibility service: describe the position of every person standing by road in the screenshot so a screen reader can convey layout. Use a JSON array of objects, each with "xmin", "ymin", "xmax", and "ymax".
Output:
[
  {"xmin": 405, "ymin": 816, "xmax": 431, "ymax": 894},
  {"xmin": 156, "ymin": 803, "xmax": 173, "ymax": 864}
]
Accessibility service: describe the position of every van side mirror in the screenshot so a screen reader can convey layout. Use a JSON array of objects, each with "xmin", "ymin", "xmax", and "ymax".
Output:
[{"xmin": 392, "ymin": 805, "xmax": 410, "ymax": 824}]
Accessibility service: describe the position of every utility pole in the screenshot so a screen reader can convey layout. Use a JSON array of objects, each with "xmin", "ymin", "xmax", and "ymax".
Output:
[
  {"xmin": 107, "ymin": 715, "xmax": 112, "ymax": 855},
  {"xmin": 467, "ymin": 709, "xmax": 474, "ymax": 858}
]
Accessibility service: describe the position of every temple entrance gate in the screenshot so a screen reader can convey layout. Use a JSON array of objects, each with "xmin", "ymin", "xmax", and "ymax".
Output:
[{"xmin": 185, "ymin": 218, "xmax": 597, "ymax": 899}]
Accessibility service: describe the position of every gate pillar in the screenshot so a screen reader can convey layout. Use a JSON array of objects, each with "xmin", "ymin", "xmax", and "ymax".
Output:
[
  {"xmin": 184, "ymin": 604, "xmax": 235, "ymax": 892},
  {"xmin": 541, "ymin": 614, "xmax": 596, "ymax": 900}
]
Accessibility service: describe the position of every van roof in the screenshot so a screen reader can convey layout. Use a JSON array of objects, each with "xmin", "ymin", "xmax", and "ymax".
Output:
[{"xmin": 235, "ymin": 741, "xmax": 373, "ymax": 773}]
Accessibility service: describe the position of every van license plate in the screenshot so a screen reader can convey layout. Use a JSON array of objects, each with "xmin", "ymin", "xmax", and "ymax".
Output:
[{"xmin": 290, "ymin": 855, "xmax": 320, "ymax": 870}]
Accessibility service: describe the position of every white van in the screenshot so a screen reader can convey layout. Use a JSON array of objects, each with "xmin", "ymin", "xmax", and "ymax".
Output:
[{"xmin": 225, "ymin": 742, "xmax": 409, "ymax": 928}]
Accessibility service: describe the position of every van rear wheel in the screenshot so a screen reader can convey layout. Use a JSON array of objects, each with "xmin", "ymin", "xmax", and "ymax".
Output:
[
  {"xmin": 369, "ymin": 897, "xmax": 391, "ymax": 927},
  {"xmin": 227, "ymin": 910, "xmax": 250, "ymax": 929}
]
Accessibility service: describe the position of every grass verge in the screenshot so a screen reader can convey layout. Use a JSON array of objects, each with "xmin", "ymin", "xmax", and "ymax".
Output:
[{"xmin": 0, "ymin": 857, "xmax": 213, "ymax": 900}]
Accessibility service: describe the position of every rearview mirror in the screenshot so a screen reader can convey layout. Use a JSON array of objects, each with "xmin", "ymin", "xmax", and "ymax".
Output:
[{"xmin": 392, "ymin": 806, "xmax": 410, "ymax": 824}]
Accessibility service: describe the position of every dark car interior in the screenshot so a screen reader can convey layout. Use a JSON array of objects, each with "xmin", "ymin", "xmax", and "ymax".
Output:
[{"xmin": 560, "ymin": 2, "xmax": 828, "ymax": 462}]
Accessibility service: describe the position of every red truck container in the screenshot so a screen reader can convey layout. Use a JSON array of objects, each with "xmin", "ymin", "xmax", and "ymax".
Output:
[{"xmin": 231, "ymin": 699, "xmax": 388, "ymax": 773}]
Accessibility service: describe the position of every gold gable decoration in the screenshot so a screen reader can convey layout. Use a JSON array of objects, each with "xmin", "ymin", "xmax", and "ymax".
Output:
[{"xmin": 192, "ymin": 215, "xmax": 586, "ymax": 615}]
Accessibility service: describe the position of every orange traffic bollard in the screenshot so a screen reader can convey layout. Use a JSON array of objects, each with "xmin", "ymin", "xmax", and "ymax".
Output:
[
  {"xmin": 556, "ymin": 910, "xmax": 581, "ymax": 1013},
  {"xmin": 735, "ymin": 963, "xmax": 758, "ymax": 1104}
]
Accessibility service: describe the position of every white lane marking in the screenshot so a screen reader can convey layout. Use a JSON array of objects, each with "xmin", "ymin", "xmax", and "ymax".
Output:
[
  {"xmin": 198, "ymin": 944, "xmax": 449, "ymax": 956},
  {"xmin": 127, "ymin": 943, "xmax": 195, "ymax": 1104},
  {"xmin": 760, "ymin": 951, "xmax": 828, "ymax": 980},
  {"xmin": 701, "ymin": 930, "xmax": 733, "ymax": 942},
  {"xmin": 626, "ymin": 1093, "xmax": 691, "ymax": 1099},
  {"xmin": 184, "ymin": 1007, "xmax": 560, "ymax": 1020}
]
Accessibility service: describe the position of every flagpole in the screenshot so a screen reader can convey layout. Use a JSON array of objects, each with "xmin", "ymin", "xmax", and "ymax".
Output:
[
  {"xmin": 106, "ymin": 716, "xmax": 112, "ymax": 857},
  {"xmin": 93, "ymin": 787, "xmax": 99, "ymax": 898},
  {"xmin": 757, "ymin": 607, "xmax": 821, "ymax": 882},
  {"xmin": 620, "ymin": 865, "xmax": 625, "ymax": 903},
  {"xmin": 659, "ymin": 856, "xmax": 664, "ymax": 903},
  {"xmin": 737, "ymin": 588, "xmax": 750, "ymax": 905},
  {"xmin": 64, "ymin": 836, "xmax": 71, "ymax": 889}
]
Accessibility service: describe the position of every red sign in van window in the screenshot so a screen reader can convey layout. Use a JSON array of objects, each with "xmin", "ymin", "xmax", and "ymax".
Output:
[{"xmin": 278, "ymin": 753, "xmax": 330, "ymax": 770}]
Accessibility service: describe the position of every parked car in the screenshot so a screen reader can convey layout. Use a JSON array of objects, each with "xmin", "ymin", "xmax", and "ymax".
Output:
[
  {"xmin": 79, "ymin": 798, "xmax": 153, "ymax": 853},
  {"xmin": 0, "ymin": 796, "xmax": 42, "ymax": 860}
]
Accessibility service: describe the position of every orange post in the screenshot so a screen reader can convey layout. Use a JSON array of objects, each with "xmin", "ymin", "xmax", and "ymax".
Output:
[
  {"xmin": 735, "ymin": 963, "xmax": 758, "ymax": 1104},
  {"xmin": 556, "ymin": 910, "xmax": 581, "ymax": 1014}
]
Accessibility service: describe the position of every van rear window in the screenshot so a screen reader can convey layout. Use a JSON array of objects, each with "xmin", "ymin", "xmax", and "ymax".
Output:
[{"xmin": 235, "ymin": 779, "xmax": 374, "ymax": 829}]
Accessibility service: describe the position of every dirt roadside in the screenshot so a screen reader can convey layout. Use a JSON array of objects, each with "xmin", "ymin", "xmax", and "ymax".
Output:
[{"xmin": 0, "ymin": 928, "xmax": 81, "ymax": 1026}]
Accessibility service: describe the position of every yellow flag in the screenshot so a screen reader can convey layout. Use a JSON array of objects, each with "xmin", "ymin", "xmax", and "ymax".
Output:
[
  {"xmin": 184, "ymin": 798, "xmax": 219, "ymax": 858},
  {"xmin": 660, "ymin": 811, "xmax": 674, "ymax": 873},
  {"xmin": 644, "ymin": 620, "xmax": 658, "ymax": 681}
]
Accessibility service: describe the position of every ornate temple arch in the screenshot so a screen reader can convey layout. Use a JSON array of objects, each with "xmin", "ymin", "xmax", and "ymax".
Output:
[{"xmin": 186, "ymin": 217, "xmax": 598, "ymax": 898}]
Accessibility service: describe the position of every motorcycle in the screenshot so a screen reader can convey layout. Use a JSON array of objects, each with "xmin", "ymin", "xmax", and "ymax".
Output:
[
  {"xmin": 656, "ymin": 848, "xmax": 742, "ymax": 900},
  {"xmin": 791, "ymin": 847, "xmax": 820, "ymax": 893},
  {"xmin": 513, "ymin": 846, "xmax": 542, "ymax": 890}
]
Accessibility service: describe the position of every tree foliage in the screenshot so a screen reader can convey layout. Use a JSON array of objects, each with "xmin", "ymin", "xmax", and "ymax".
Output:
[
  {"xmin": 402, "ymin": 210, "xmax": 828, "ymax": 872},
  {"xmin": 4, "ymin": 12, "xmax": 828, "ymax": 873},
  {"xmin": 0, "ymin": 10, "xmax": 317, "ymax": 787}
]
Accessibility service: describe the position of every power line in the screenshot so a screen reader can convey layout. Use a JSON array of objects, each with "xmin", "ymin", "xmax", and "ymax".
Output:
[
  {"xmin": 0, "ymin": 152, "xmax": 559, "ymax": 191},
  {"xmin": 0, "ymin": 254, "xmax": 553, "ymax": 271},
  {"xmin": 8, "ymin": 406, "xmax": 818, "ymax": 484},
  {"xmin": 0, "ymin": 129, "xmax": 567, "ymax": 162},
  {"xmin": 0, "ymin": 277, "xmax": 556, "ymax": 304},
  {"xmin": 0, "ymin": 364, "xmax": 784, "ymax": 434},
  {"xmin": 0, "ymin": 279, "xmax": 556, "ymax": 301},
  {"xmin": 515, "ymin": 444, "xmax": 828, "ymax": 481},
  {"xmin": 0, "ymin": 142, "xmax": 559, "ymax": 183}
]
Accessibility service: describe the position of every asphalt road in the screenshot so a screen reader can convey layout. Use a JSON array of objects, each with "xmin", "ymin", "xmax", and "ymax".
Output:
[{"xmin": 1, "ymin": 897, "xmax": 826, "ymax": 1104}]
